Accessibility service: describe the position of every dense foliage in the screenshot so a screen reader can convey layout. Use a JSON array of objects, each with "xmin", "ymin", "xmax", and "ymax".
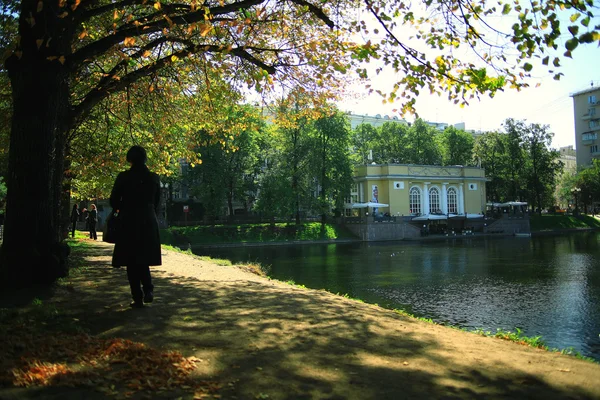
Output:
[
  {"xmin": 558, "ymin": 159, "xmax": 600, "ymax": 212},
  {"xmin": 473, "ymin": 119, "xmax": 562, "ymax": 213}
]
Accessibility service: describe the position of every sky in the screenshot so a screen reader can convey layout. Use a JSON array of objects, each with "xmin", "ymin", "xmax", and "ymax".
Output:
[{"xmin": 338, "ymin": 12, "xmax": 600, "ymax": 150}]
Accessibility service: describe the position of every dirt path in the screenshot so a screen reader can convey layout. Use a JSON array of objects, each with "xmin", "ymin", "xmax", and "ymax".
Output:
[{"xmin": 3, "ymin": 240, "xmax": 600, "ymax": 400}]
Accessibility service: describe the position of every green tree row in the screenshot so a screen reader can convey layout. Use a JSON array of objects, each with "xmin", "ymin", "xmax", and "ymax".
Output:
[
  {"xmin": 180, "ymin": 97, "xmax": 353, "ymax": 224},
  {"xmin": 351, "ymin": 117, "xmax": 564, "ymax": 213},
  {"xmin": 351, "ymin": 120, "xmax": 475, "ymax": 166},
  {"xmin": 557, "ymin": 160, "xmax": 600, "ymax": 213}
]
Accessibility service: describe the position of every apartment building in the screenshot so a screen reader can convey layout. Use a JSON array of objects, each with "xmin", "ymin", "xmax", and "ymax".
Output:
[
  {"xmin": 558, "ymin": 145, "xmax": 577, "ymax": 175},
  {"xmin": 571, "ymin": 84, "xmax": 600, "ymax": 167}
]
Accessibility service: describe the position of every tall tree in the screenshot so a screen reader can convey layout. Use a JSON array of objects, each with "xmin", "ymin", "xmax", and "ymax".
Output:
[
  {"xmin": 503, "ymin": 119, "xmax": 527, "ymax": 201},
  {"xmin": 351, "ymin": 123, "xmax": 377, "ymax": 165},
  {"xmin": 521, "ymin": 123, "xmax": 562, "ymax": 214},
  {"xmin": 406, "ymin": 119, "xmax": 441, "ymax": 165},
  {"xmin": 439, "ymin": 127, "xmax": 474, "ymax": 166},
  {"xmin": 473, "ymin": 131, "xmax": 508, "ymax": 202},
  {"xmin": 374, "ymin": 121, "xmax": 410, "ymax": 164},
  {"xmin": 310, "ymin": 110, "xmax": 353, "ymax": 223}
]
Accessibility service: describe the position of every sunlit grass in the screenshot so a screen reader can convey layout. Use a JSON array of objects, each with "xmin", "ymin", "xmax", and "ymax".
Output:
[
  {"xmin": 160, "ymin": 222, "xmax": 356, "ymax": 246},
  {"xmin": 530, "ymin": 215, "xmax": 600, "ymax": 231}
]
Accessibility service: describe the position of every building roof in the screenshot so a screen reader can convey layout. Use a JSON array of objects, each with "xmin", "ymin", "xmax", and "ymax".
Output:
[{"xmin": 569, "ymin": 82, "xmax": 600, "ymax": 97}]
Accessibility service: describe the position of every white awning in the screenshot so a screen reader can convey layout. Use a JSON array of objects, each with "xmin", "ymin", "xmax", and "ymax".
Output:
[
  {"xmin": 347, "ymin": 202, "xmax": 389, "ymax": 209},
  {"xmin": 487, "ymin": 201, "xmax": 527, "ymax": 207},
  {"xmin": 466, "ymin": 213, "xmax": 484, "ymax": 219},
  {"xmin": 412, "ymin": 214, "xmax": 448, "ymax": 221}
]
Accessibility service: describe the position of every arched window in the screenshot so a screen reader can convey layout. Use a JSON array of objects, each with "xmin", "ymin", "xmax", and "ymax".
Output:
[
  {"xmin": 409, "ymin": 187, "xmax": 421, "ymax": 215},
  {"xmin": 447, "ymin": 187, "xmax": 458, "ymax": 214},
  {"xmin": 429, "ymin": 187, "xmax": 440, "ymax": 214}
]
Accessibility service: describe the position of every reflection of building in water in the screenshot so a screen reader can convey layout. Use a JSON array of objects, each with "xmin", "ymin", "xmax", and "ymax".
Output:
[{"xmin": 349, "ymin": 164, "xmax": 487, "ymax": 216}]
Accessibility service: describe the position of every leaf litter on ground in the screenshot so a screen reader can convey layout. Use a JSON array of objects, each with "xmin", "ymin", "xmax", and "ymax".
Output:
[{"xmin": 0, "ymin": 320, "xmax": 221, "ymax": 398}]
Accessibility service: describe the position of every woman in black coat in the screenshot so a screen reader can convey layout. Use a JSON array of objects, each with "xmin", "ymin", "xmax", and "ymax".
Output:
[
  {"xmin": 110, "ymin": 146, "xmax": 162, "ymax": 308},
  {"xmin": 70, "ymin": 204, "xmax": 79, "ymax": 238},
  {"xmin": 87, "ymin": 204, "xmax": 98, "ymax": 240}
]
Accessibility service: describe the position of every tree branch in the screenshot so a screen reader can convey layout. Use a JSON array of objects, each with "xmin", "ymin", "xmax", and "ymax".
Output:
[
  {"xmin": 288, "ymin": 0, "xmax": 334, "ymax": 29},
  {"xmin": 70, "ymin": 0, "xmax": 266, "ymax": 69},
  {"xmin": 72, "ymin": 42, "xmax": 276, "ymax": 122}
]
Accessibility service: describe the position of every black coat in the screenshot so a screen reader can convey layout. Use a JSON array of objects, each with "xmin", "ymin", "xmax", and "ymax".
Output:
[
  {"xmin": 110, "ymin": 164, "xmax": 162, "ymax": 267},
  {"xmin": 70, "ymin": 208, "xmax": 79, "ymax": 223}
]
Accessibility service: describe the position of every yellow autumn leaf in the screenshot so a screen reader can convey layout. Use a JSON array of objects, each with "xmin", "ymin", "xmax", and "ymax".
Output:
[
  {"xmin": 123, "ymin": 37, "xmax": 135, "ymax": 46},
  {"xmin": 36, "ymin": 39, "xmax": 43, "ymax": 49},
  {"xmin": 46, "ymin": 56, "xmax": 58, "ymax": 61},
  {"xmin": 199, "ymin": 23, "xmax": 212, "ymax": 37},
  {"xmin": 58, "ymin": 56, "xmax": 66, "ymax": 64},
  {"xmin": 78, "ymin": 29, "xmax": 88, "ymax": 40},
  {"xmin": 143, "ymin": 50, "xmax": 151, "ymax": 57},
  {"xmin": 36, "ymin": 1, "xmax": 43, "ymax": 12},
  {"xmin": 71, "ymin": 0, "xmax": 81, "ymax": 11},
  {"xmin": 154, "ymin": 2, "xmax": 161, "ymax": 10}
]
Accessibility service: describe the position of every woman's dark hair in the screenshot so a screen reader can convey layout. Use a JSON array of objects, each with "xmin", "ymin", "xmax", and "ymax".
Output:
[
  {"xmin": 126, "ymin": 145, "xmax": 147, "ymax": 165},
  {"xmin": 72, "ymin": 204, "xmax": 78, "ymax": 210}
]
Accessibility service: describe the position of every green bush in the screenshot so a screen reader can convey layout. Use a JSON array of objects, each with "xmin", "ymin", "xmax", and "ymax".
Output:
[{"xmin": 160, "ymin": 222, "xmax": 355, "ymax": 245}]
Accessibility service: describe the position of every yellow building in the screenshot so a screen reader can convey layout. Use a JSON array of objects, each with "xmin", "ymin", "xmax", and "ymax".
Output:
[{"xmin": 350, "ymin": 164, "xmax": 488, "ymax": 216}]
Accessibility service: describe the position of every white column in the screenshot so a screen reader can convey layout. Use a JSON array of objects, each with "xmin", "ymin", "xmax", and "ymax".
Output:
[
  {"xmin": 442, "ymin": 183, "xmax": 448, "ymax": 214},
  {"xmin": 423, "ymin": 183, "xmax": 430, "ymax": 215},
  {"xmin": 458, "ymin": 184, "xmax": 465, "ymax": 214}
]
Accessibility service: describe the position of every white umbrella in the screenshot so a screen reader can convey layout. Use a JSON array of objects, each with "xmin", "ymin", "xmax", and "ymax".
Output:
[
  {"xmin": 466, "ymin": 213, "xmax": 484, "ymax": 219},
  {"xmin": 350, "ymin": 202, "xmax": 389, "ymax": 209},
  {"xmin": 412, "ymin": 214, "xmax": 447, "ymax": 221}
]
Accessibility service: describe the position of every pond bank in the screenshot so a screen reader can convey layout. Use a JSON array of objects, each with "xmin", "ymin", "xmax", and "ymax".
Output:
[{"xmin": 2, "ymin": 239, "xmax": 599, "ymax": 399}]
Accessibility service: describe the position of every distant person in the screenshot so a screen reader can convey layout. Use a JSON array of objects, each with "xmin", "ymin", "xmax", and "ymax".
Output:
[
  {"xmin": 70, "ymin": 204, "xmax": 79, "ymax": 238},
  {"xmin": 87, "ymin": 204, "xmax": 98, "ymax": 240},
  {"xmin": 110, "ymin": 145, "xmax": 161, "ymax": 308}
]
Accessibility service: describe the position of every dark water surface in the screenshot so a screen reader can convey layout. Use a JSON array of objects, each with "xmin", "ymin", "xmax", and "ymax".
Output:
[{"xmin": 195, "ymin": 232, "xmax": 600, "ymax": 361}]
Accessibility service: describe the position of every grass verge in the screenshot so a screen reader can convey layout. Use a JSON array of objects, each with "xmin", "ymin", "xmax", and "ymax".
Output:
[
  {"xmin": 160, "ymin": 222, "xmax": 356, "ymax": 246},
  {"xmin": 530, "ymin": 215, "xmax": 600, "ymax": 231}
]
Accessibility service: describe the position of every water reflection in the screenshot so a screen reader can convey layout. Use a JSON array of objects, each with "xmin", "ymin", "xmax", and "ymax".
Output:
[{"xmin": 196, "ymin": 232, "xmax": 600, "ymax": 361}]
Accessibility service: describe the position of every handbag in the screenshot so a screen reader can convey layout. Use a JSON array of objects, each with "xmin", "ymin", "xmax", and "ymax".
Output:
[{"xmin": 103, "ymin": 209, "xmax": 120, "ymax": 243}]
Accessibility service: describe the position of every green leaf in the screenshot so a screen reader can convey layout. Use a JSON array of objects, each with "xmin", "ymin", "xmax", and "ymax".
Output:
[
  {"xmin": 568, "ymin": 25, "xmax": 579, "ymax": 36},
  {"xmin": 565, "ymin": 38, "xmax": 579, "ymax": 51},
  {"xmin": 541, "ymin": 56, "xmax": 549, "ymax": 66},
  {"xmin": 552, "ymin": 57, "xmax": 560, "ymax": 67},
  {"xmin": 523, "ymin": 62, "xmax": 533, "ymax": 72},
  {"xmin": 578, "ymin": 32, "xmax": 595, "ymax": 43},
  {"xmin": 502, "ymin": 4, "xmax": 511, "ymax": 15},
  {"xmin": 581, "ymin": 16, "xmax": 590, "ymax": 27}
]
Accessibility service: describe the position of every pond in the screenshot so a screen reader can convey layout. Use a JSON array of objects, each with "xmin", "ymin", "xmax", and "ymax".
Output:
[{"xmin": 195, "ymin": 232, "xmax": 600, "ymax": 361}]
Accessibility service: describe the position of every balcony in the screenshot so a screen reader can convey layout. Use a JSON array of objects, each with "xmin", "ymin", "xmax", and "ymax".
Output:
[{"xmin": 583, "ymin": 132, "xmax": 598, "ymax": 144}]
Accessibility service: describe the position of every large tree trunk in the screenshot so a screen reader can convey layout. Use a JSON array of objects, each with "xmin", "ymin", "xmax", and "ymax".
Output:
[{"xmin": 0, "ymin": 1, "xmax": 71, "ymax": 286}]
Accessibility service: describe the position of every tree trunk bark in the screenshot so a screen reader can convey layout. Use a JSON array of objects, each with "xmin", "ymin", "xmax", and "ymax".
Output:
[{"xmin": 0, "ymin": 2, "xmax": 71, "ymax": 286}]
